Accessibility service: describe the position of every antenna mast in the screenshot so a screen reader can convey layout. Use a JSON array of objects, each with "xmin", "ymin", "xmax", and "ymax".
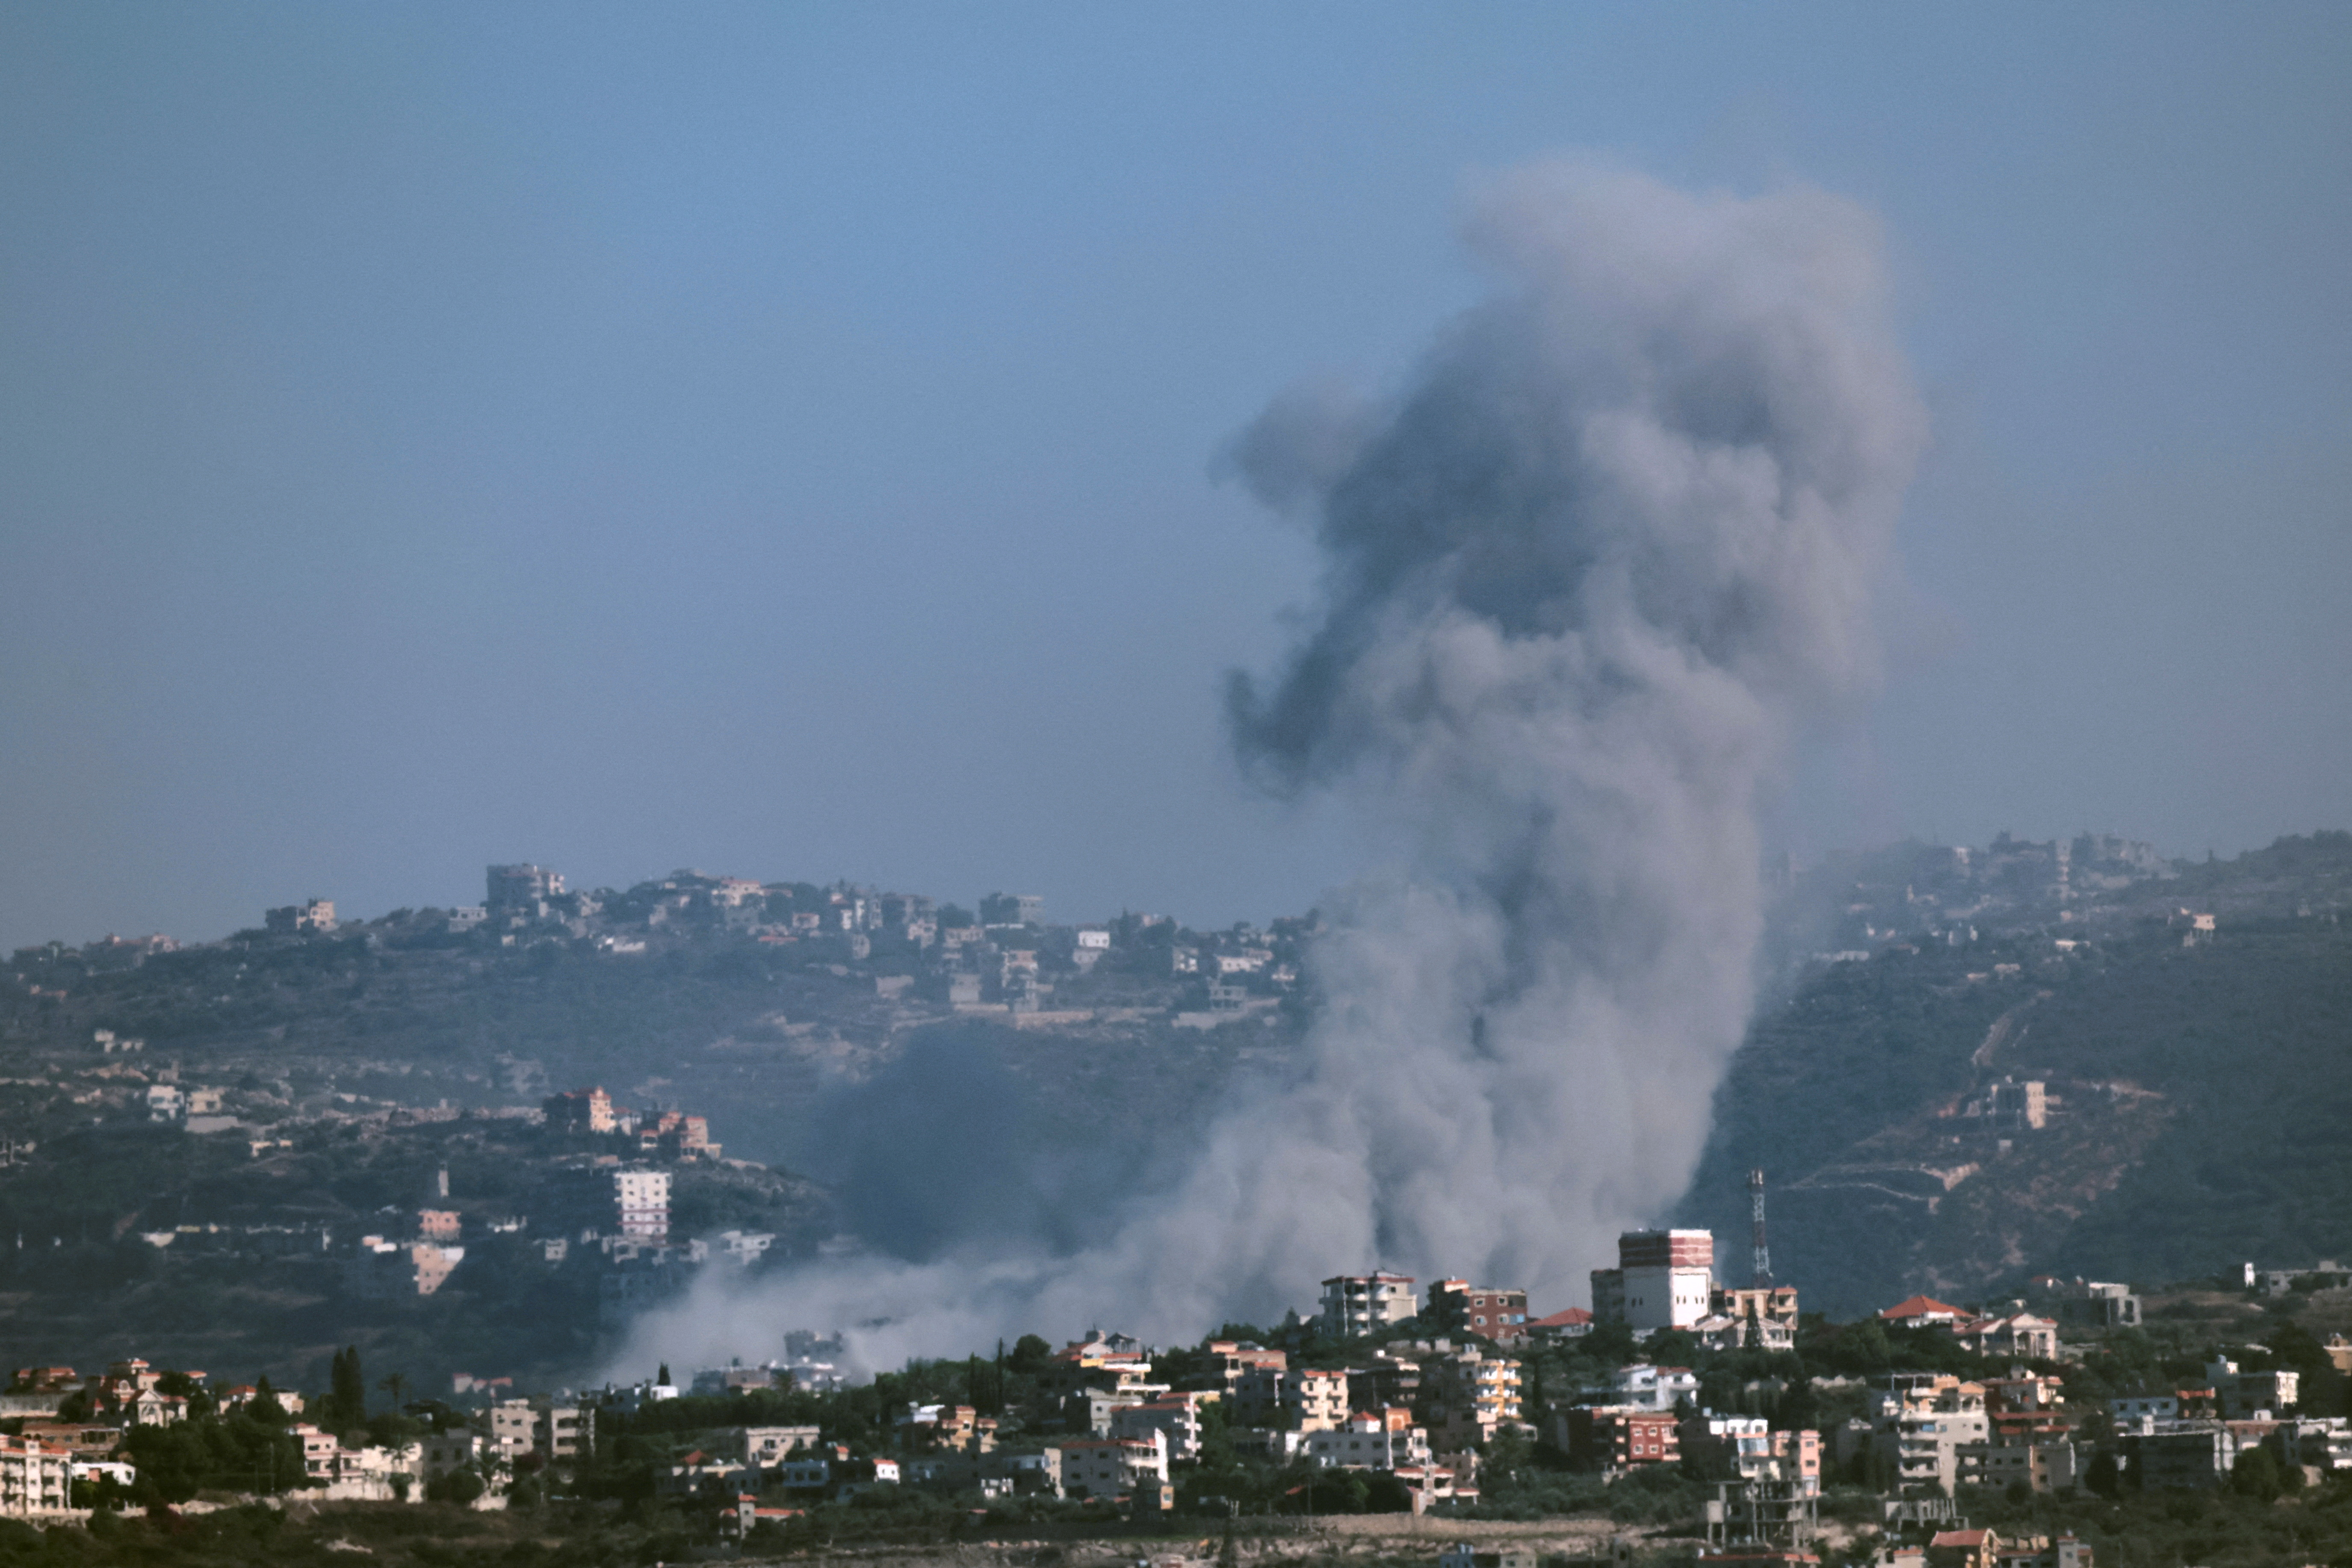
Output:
[{"xmin": 1749, "ymin": 1168, "xmax": 1773, "ymax": 1288}]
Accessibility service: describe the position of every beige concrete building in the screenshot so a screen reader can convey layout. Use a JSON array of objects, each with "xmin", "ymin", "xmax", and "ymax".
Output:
[{"xmin": 1318, "ymin": 1272, "xmax": 1418, "ymax": 1338}]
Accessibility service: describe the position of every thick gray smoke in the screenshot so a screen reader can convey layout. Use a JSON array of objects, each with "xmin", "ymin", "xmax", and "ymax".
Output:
[{"xmin": 609, "ymin": 160, "xmax": 1924, "ymax": 1376}]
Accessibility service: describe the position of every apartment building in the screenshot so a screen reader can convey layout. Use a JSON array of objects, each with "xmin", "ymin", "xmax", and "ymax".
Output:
[
  {"xmin": 1591, "ymin": 1230, "xmax": 1714, "ymax": 1331},
  {"xmin": 615, "ymin": 1167, "xmax": 671, "ymax": 1239},
  {"xmin": 1049, "ymin": 1431, "xmax": 1168, "ymax": 1501},
  {"xmin": 1111, "ymin": 1394, "xmax": 1206, "ymax": 1462},
  {"xmin": 1303, "ymin": 1410, "xmax": 1431, "ymax": 1472},
  {"xmin": 1560, "ymin": 1407, "xmax": 1679, "ymax": 1470},
  {"xmin": 1426, "ymin": 1280, "xmax": 1531, "ymax": 1344},
  {"xmin": 1418, "ymin": 1346, "xmax": 1522, "ymax": 1450},
  {"xmin": 0, "ymin": 1437, "xmax": 72, "ymax": 1516},
  {"xmin": 1318, "ymin": 1273, "xmax": 1418, "ymax": 1338}
]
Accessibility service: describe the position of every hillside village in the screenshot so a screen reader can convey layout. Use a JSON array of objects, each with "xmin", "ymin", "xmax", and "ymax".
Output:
[
  {"xmin": 0, "ymin": 836, "xmax": 2347, "ymax": 1564},
  {"xmin": 9, "ymin": 1223, "xmax": 2352, "ymax": 1566}
]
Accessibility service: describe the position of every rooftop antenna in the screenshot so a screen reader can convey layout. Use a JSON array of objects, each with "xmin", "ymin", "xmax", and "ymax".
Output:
[{"xmin": 1749, "ymin": 1169, "xmax": 1773, "ymax": 1289}]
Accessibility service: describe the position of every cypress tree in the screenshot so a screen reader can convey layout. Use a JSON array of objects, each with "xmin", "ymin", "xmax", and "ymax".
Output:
[{"xmin": 330, "ymin": 1345, "xmax": 366, "ymax": 1428}]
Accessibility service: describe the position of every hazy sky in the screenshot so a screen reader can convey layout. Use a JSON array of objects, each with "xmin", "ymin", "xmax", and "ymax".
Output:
[{"xmin": 3, "ymin": 3, "xmax": 2347, "ymax": 954}]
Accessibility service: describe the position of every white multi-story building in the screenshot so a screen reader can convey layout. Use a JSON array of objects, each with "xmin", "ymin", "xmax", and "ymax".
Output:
[
  {"xmin": 1318, "ymin": 1273, "xmax": 1418, "ymax": 1338},
  {"xmin": 1596, "ymin": 1362, "xmax": 1701, "ymax": 1413},
  {"xmin": 615, "ymin": 1167, "xmax": 671, "ymax": 1238},
  {"xmin": 1304, "ymin": 1412, "xmax": 1432, "ymax": 1472},
  {"xmin": 1049, "ymin": 1430, "xmax": 1168, "ymax": 1500},
  {"xmin": 1591, "ymin": 1230, "xmax": 1714, "ymax": 1331},
  {"xmin": 2208, "ymin": 1355, "xmax": 2299, "ymax": 1418},
  {"xmin": 0, "ymin": 1437, "xmax": 73, "ymax": 1516},
  {"xmin": 1111, "ymin": 1394, "xmax": 1206, "ymax": 1462}
]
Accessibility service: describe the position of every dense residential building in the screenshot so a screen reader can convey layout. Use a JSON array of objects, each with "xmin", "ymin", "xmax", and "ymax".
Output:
[
  {"xmin": 638, "ymin": 1110, "xmax": 721, "ymax": 1160},
  {"xmin": 1303, "ymin": 1409, "xmax": 1431, "ymax": 1472},
  {"xmin": 1283, "ymin": 1367, "xmax": 1351, "ymax": 1433},
  {"xmin": 2277, "ymin": 1416, "xmax": 2352, "ymax": 1471},
  {"xmin": 1706, "ymin": 1284, "xmax": 1801, "ymax": 1350},
  {"xmin": 476, "ymin": 1396, "xmax": 597, "ymax": 1463},
  {"xmin": 1427, "ymin": 1280, "xmax": 1531, "ymax": 1344},
  {"xmin": 544, "ymin": 1087, "xmax": 620, "ymax": 1134},
  {"xmin": 1590, "ymin": 1362, "xmax": 1699, "ymax": 1413},
  {"xmin": 1560, "ymin": 1407, "xmax": 1679, "ymax": 1470},
  {"xmin": 1949, "ymin": 1311, "xmax": 2059, "ymax": 1361},
  {"xmin": 1110, "ymin": 1394, "xmax": 1206, "ymax": 1462},
  {"xmin": 2206, "ymin": 1355, "xmax": 2299, "ymax": 1417},
  {"xmin": 1318, "ymin": 1272, "xmax": 1418, "ymax": 1338},
  {"xmin": 615, "ymin": 1167, "xmax": 671, "ymax": 1239},
  {"xmin": 1348, "ymin": 1348, "xmax": 1423, "ymax": 1414},
  {"xmin": 2028, "ymin": 1276, "xmax": 2142, "ymax": 1329},
  {"xmin": 1199, "ymin": 1340, "xmax": 1286, "ymax": 1401},
  {"xmin": 1036, "ymin": 1333, "xmax": 1156, "ymax": 1400},
  {"xmin": 264, "ymin": 899, "xmax": 337, "ymax": 934},
  {"xmin": 1967, "ymin": 1435, "xmax": 2080, "ymax": 1494},
  {"xmin": 1416, "ymin": 1344, "xmax": 1523, "ymax": 1450},
  {"xmin": 1590, "ymin": 1230, "xmax": 1714, "ymax": 1331},
  {"xmin": 731, "ymin": 1426, "xmax": 821, "ymax": 1470},
  {"xmin": 2127, "ymin": 1420, "xmax": 2242, "ymax": 1488},
  {"xmin": 487, "ymin": 863, "xmax": 566, "ymax": 910},
  {"xmin": 1869, "ymin": 1378, "xmax": 1992, "ymax": 1497},
  {"xmin": 1048, "ymin": 1431, "xmax": 1168, "ymax": 1502},
  {"xmin": 0, "ymin": 1436, "xmax": 73, "ymax": 1516},
  {"xmin": 1679, "ymin": 1414, "xmax": 1822, "ymax": 1494}
]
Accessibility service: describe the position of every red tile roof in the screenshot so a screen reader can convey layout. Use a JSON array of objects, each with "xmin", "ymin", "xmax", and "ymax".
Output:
[{"xmin": 1529, "ymin": 1308, "xmax": 1592, "ymax": 1327}]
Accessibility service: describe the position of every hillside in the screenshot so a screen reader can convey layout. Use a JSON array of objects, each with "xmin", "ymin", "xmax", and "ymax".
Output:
[
  {"xmin": 2, "ymin": 834, "xmax": 2347, "ymax": 1379},
  {"xmin": 1679, "ymin": 831, "xmax": 2352, "ymax": 1316},
  {"xmin": 0, "ymin": 875, "xmax": 1308, "ymax": 1382}
]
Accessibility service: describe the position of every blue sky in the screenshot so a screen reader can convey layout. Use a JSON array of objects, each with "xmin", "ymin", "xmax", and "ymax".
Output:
[{"xmin": 3, "ymin": 3, "xmax": 2346, "ymax": 950}]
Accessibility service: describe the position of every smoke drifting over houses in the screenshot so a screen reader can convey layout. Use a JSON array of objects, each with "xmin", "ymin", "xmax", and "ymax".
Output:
[{"xmin": 613, "ymin": 160, "xmax": 1926, "ymax": 1373}]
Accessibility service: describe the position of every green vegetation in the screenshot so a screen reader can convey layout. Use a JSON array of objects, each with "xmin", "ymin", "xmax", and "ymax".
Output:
[{"xmin": 1684, "ymin": 839, "xmax": 2352, "ymax": 1314}]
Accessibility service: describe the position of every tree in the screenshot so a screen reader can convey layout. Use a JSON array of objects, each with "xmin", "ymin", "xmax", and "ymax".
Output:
[
  {"xmin": 1773, "ymin": 1376, "xmax": 1820, "ymax": 1433},
  {"xmin": 2231, "ymin": 1445, "xmax": 2284, "ymax": 1502},
  {"xmin": 1008, "ymin": 1335, "xmax": 1052, "ymax": 1374},
  {"xmin": 327, "ymin": 1345, "xmax": 366, "ymax": 1430}
]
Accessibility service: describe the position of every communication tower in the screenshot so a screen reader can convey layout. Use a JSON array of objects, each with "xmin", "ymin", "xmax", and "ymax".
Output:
[{"xmin": 1748, "ymin": 1168, "xmax": 1772, "ymax": 1288}]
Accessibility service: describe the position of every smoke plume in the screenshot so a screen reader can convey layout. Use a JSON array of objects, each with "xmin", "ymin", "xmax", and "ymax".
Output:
[{"xmin": 610, "ymin": 160, "xmax": 1924, "ymax": 1375}]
